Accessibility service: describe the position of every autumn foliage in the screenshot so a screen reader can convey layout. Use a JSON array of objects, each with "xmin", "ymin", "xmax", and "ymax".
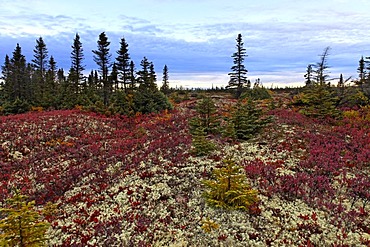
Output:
[{"xmin": 0, "ymin": 97, "xmax": 369, "ymax": 246}]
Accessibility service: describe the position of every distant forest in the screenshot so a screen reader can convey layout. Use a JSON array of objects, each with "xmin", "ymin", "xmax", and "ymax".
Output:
[
  {"xmin": 1, "ymin": 32, "xmax": 370, "ymax": 115},
  {"xmin": 0, "ymin": 32, "xmax": 173, "ymax": 115}
]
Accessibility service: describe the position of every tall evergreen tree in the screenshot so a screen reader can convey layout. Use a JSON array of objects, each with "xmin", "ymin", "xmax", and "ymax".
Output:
[
  {"xmin": 1, "ymin": 55, "xmax": 11, "ymax": 101},
  {"xmin": 228, "ymin": 33, "xmax": 249, "ymax": 98},
  {"xmin": 294, "ymin": 48, "xmax": 343, "ymax": 118},
  {"xmin": 32, "ymin": 37, "xmax": 49, "ymax": 104},
  {"xmin": 304, "ymin": 64, "xmax": 313, "ymax": 87},
  {"xmin": 45, "ymin": 56, "xmax": 58, "ymax": 107},
  {"xmin": 137, "ymin": 57, "xmax": 151, "ymax": 90},
  {"xmin": 57, "ymin": 68, "xmax": 65, "ymax": 83},
  {"xmin": 1, "ymin": 55, "xmax": 11, "ymax": 82},
  {"xmin": 85, "ymin": 70, "xmax": 100, "ymax": 101},
  {"xmin": 149, "ymin": 61, "xmax": 157, "ymax": 91},
  {"xmin": 365, "ymin": 56, "xmax": 370, "ymax": 84},
  {"xmin": 356, "ymin": 56, "xmax": 366, "ymax": 85},
  {"xmin": 70, "ymin": 33, "xmax": 85, "ymax": 94},
  {"xmin": 110, "ymin": 62, "xmax": 119, "ymax": 90},
  {"xmin": 5, "ymin": 44, "xmax": 29, "ymax": 101},
  {"xmin": 32, "ymin": 37, "xmax": 48, "ymax": 75},
  {"xmin": 115, "ymin": 36, "xmax": 131, "ymax": 91},
  {"xmin": 128, "ymin": 60, "xmax": 136, "ymax": 91},
  {"xmin": 313, "ymin": 46, "xmax": 331, "ymax": 85},
  {"xmin": 92, "ymin": 32, "xmax": 112, "ymax": 105},
  {"xmin": 160, "ymin": 64, "xmax": 170, "ymax": 95}
]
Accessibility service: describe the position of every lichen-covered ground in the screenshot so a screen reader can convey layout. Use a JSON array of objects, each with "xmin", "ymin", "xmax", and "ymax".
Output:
[{"xmin": 1, "ymin": 102, "xmax": 369, "ymax": 246}]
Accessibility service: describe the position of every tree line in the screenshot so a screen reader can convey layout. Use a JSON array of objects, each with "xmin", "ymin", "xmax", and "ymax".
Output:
[
  {"xmin": 0, "ymin": 32, "xmax": 172, "ymax": 115},
  {"xmin": 2, "ymin": 32, "xmax": 370, "ymax": 115}
]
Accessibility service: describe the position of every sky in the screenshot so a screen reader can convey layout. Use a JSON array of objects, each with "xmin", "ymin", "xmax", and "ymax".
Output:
[{"xmin": 1, "ymin": 0, "xmax": 370, "ymax": 88}]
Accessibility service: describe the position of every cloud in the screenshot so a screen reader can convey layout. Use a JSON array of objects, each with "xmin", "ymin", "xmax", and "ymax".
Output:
[{"xmin": 1, "ymin": 1, "xmax": 370, "ymax": 88}]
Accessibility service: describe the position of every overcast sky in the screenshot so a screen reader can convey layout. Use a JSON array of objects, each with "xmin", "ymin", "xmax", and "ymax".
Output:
[{"xmin": 1, "ymin": 0, "xmax": 370, "ymax": 88}]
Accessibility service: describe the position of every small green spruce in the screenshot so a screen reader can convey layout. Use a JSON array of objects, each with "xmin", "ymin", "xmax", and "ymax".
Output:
[
  {"xmin": 191, "ymin": 127, "xmax": 216, "ymax": 156},
  {"xmin": 189, "ymin": 96, "xmax": 220, "ymax": 135},
  {"xmin": 202, "ymin": 159, "xmax": 258, "ymax": 211},
  {"xmin": 0, "ymin": 190, "xmax": 50, "ymax": 247},
  {"xmin": 225, "ymin": 99, "xmax": 270, "ymax": 140}
]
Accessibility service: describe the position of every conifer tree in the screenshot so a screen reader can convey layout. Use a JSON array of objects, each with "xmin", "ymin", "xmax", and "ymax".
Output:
[
  {"xmin": 1, "ymin": 55, "xmax": 10, "ymax": 82},
  {"xmin": 356, "ymin": 56, "xmax": 370, "ymax": 100},
  {"xmin": 115, "ymin": 36, "xmax": 131, "ymax": 91},
  {"xmin": 32, "ymin": 37, "xmax": 49, "ymax": 104},
  {"xmin": 128, "ymin": 60, "xmax": 136, "ymax": 91},
  {"xmin": 298, "ymin": 84, "xmax": 341, "ymax": 118},
  {"xmin": 149, "ymin": 62, "xmax": 157, "ymax": 91},
  {"xmin": 70, "ymin": 33, "xmax": 85, "ymax": 94},
  {"xmin": 189, "ymin": 96, "xmax": 220, "ymax": 135},
  {"xmin": 337, "ymin": 73, "xmax": 344, "ymax": 88},
  {"xmin": 0, "ymin": 190, "xmax": 50, "ymax": 246},
  {"xmin": 1, "ymin": 54, "xmax": 12, "ymax": 101},
  {"xmin": 366, "ymin": 56, "xmax": 370, "ymax": 83},
  {"xmin": 356, "ymin": 56, "xmax": 366, "ymax": 86},
  {"xmin": 160, "ymin": 64, "xmax": 170, "ymax": 95},
  {"xmin": 295, "ymin": 47, "xmax": 342, "ymax": 118},
  {"xmin": 85, "ymin": 70, "xmax": 100, "ymax": 102},
  {"xmin": 134, "ymin": 58, "xmax": 172, "ymax": 114},
  {"xmin": 336, "ymin": 73, "xmax": 349, "ymax": 106},
  {"xmin": 5, "ymin": 44, "xmax": 29, "ymax": 102},
  {"xmin": 191, "ymin": 127, "xmax": 216, "ymax": 156},
  {"xmin": 57, "ymin": 68, "xmax": 65, "ymax": 83},
  {"xmin": 313, "ymin": 46, "xmax": 331, "ymax": 85},
  {"xmin": 92, "ymin": 32, "xmax": 112, "ymax": 105},
  {"xmin": 228, "ymin": 99, "xmax": 270, "ymax": 140},
  {"xmin": 228, "ymin": 33, "xmax": 249, "ymax": 98},
  {"xmin": 304, "ymin": 64, "xmax": 313, "ymax": 87},
  {"xmin": 137, "ymin": 57, "xmax": 151, "ymax": 90},
  {"xmin": 110, "ymin": 62, "xmax": 119, "ymax": 90},
  {"xmin": 45, "ymin": 56, "xmax": 58, "ymax": 107},
  {"xmin": 32, "ymin": 37, "xmax": 48, "ymax": 77},
  {"xmin": 203, "ymin": 158, "xmax": 258, "ymax": 211}
]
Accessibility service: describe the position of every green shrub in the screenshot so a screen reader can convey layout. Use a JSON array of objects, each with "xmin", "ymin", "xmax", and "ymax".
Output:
[
  {"xmin": 241, "ymin": 86, "xmax": 272, "ymax": 100},
  {"xmin": 133, "ymin": 89, "xmax": 173, "ymax": 114}
]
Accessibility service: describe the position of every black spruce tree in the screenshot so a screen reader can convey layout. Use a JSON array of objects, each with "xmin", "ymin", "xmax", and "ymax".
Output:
[{"xmin": 228, "ymin": 34, "xmax": 249, "ymax": 98}]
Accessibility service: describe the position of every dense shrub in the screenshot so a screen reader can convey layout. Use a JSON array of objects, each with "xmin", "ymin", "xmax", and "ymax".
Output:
[
  {"xmin": 292, "ymin": 84, "xmax": 342, "ymax": 119},
  {"xmin": 1, "ymin": 98, "xmax": 30, "ymax": 115},
  {"xmin": 241, "ymin": 86, "xmax": 272, "ymax": 100},
  {"xmin": 133, "ymin": 89, "xmax": 173, "ymax": 114}
]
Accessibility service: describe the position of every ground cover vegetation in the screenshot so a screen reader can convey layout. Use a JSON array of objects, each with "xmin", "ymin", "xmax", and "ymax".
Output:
[
  {"xmin": 0, "ymin": 33, "xmax": 370, "ymax": 246},
  {"xmin": 0, "ymin": 95, "xmax": 369, "ymax": 246}
]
